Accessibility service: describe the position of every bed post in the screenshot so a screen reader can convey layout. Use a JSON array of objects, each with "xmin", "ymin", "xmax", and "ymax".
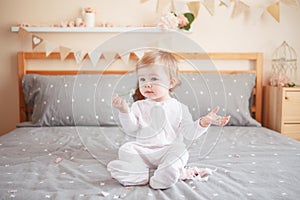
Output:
[
  {"xmin": 18, "ymin": 52, "xmax": 27, "ymax": 122},
  {"xmin": 255, "ymin": 53, "xmax": 263, "ymax": 123}
]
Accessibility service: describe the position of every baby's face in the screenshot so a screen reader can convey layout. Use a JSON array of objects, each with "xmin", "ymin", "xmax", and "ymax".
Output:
[{"xmin": 137, "ymin": 65, "xmax": 172, "ymax": 102}]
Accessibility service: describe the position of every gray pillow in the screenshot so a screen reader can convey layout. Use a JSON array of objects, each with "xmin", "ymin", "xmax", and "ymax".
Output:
[
  {"xmin": 22, "ymin": 73, "xmax": 137, "ymax": 126},
  {"xmin": 22, "ymin": 72, "xmax": 260, "ymax": 127},
  {"xmin": 172, "ymin": 73, "xmax": 261, "ymax": 126}
]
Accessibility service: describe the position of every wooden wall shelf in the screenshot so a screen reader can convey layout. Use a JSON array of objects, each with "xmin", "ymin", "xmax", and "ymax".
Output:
[{"xmin": 11, "ymin": 26, "xmax": 164, "ymax": 33}]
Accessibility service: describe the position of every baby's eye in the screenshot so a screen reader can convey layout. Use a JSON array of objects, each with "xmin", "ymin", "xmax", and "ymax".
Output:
[
  {"xmin": 151, "ymin": 77, "xmax": 159, "ymax": 81},
  {"xmin": 139, "ymin": 77, "xmax": 146, "ymax": 82}
]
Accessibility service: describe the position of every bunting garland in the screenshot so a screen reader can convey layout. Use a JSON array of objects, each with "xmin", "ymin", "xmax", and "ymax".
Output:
[
  {"xmin": 32, "ymin": 35, "xmax": 43, "ymax": 50},
  {"xmin": 102, "ymin": 52, "xmax": 117, "ymax": 62},
  {"xmin": 18, "ymin": 28, "xmax": 152, "ymax": 66},
  {"xmin": 120, "ymin": 53, "xmax": 131, "ymax": 65},
  {"xmin": 203, "ymin": 0, "xmax": 215, "ymax": 16},
  {"xmin": 18, "ymin": 27, "xmax": 30, "ymax": 39},
  {"xmin": 219, "ymin": 0, "xmax": 231, "ymax": 7},
  {"xmin": 141, "ymin": 0, "xmax": 299, "ymax": 22},
  {"xmin": 59, "ymin": 46, "xmax": 72, "ymax": 61},
  {"xmin": 88, "ymin": 50, "xmax": 102, "ymax": 67},
  {"xmin": 45, "ymin": 42, "xmax": 58, "ymax": 57},
  {"xmin": 231, "ymin": 0, "xmax": 249, "ymax": 18},
  {"xmin": 133, "ymin": 51, "xmax": 145, "ymax": 60},
  {"xmin": 267, "ymin": 2, "xmax": 280, "ymax": 22},
  {"xmin": 74, "ymin": 50, "xmax": 87, "ymax": 64},
  {"xmin": 187, "ymin": 1, "xmax": 201, "ymax": 17},
  {"xmin": 16, "ymin": 0, "xmax": 299, "ymax": 66}
]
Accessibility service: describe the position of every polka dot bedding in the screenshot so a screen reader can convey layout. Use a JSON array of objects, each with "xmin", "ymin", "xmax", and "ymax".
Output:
[
  {"xmin": 6, "ymin": 72, "xmax": 298, "ymax": 199},
  {"xmin": 1, "ymin": 126, "xmax": 300, "ymax": 199},
  {"xmin": 22, "ymin": 73, "xmax": 137, "ymax": 126},
  {"xmin": 21, "ymin": 73, "xmax": 260, "ymax": 127}
]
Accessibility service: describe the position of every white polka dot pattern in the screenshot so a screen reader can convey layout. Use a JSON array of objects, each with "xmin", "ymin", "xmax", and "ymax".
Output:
[
  {"xmin": 2, "ymin": 126, "xmax": 300, "ymax": 199},
  {"xmin": 172, "ymin": 73, "xmax": 260, "ymax": 126},
  {"xmin": 22, "ymin": 73, "xmax": 137, "ymax": 126}
]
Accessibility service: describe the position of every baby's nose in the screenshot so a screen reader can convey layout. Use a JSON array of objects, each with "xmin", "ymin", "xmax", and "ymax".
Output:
[{"xmin": 144, "ymin": 82, "xmax": 152, "ymax": 88}]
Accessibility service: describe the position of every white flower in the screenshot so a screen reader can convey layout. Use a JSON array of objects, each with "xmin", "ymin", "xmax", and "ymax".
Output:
[{"xmin": 157, "ymin": 12, "xmax": 179, "ymax": 29}]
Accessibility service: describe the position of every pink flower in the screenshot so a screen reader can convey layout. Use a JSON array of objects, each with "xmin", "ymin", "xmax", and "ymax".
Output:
[{"xmin": 177, "ymin": 14, "xmax": 189, "ymax": 28}]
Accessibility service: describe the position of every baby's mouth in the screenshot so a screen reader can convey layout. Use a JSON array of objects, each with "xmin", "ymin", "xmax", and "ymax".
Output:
[{"xmin": 144, "ymin": 91, "xmax": 154, "ymax": 94}]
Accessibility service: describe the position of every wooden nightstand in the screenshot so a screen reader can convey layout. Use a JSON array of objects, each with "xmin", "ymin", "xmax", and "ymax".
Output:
[{"xmin": 263, "ymin": 86, "xmax": 300, "ymax": 141}]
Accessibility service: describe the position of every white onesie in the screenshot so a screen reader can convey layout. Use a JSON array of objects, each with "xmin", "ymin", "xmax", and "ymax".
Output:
[{"xmin": 107, "ymin": 98, "xmax": 208, "ymax": 189}]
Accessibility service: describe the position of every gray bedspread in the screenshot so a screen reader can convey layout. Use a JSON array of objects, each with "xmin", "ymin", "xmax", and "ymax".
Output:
[{"xmin": 1, "ymin": 126, "xmax": 300, "ymax": 199}]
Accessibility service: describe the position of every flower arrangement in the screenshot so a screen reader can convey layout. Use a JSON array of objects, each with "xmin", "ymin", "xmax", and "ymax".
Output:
[{"xmin": 158, "ymin": 12, "xmax": 195, "ymax": 31}]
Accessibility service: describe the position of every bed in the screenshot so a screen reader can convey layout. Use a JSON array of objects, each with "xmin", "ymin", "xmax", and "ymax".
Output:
[{"xmin": 1, "ymin": 51, "xmax": 300, "ymax": 199}]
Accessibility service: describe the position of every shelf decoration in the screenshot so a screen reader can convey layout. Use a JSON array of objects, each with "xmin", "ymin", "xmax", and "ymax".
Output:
[
  {"xmin": 157, "ymin": 12, "xmax": 195, "ymax": 31},
  {"xmin": 270, "ymin": 41, "xmax": 297, "ymax": 87},
  {"xmin": 141, "ymin": 0, "xmax": 299, "ymax": 22},
  {"xmin": 82, "ymin": 7, "xmax": 96, "ymax": 27}
]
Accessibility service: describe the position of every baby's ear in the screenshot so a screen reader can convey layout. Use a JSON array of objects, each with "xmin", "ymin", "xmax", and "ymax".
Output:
[{"xmin": 170, "ymin": 78, "xmax": 176, "ymax": 88}]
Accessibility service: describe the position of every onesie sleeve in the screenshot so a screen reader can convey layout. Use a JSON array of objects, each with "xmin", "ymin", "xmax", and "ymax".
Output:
[
  {"xmin": 118, "ymin": 102, "xmax": 140, "ymax": 133},
  {"xmin": 179, "ymin": 104, "xmax": 209, "ymax": 140}
]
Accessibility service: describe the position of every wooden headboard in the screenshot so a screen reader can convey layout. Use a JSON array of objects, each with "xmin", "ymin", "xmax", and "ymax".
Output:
[{"xmin": 18, "ymin": 52, "xmax": 263, "ymax": 123}]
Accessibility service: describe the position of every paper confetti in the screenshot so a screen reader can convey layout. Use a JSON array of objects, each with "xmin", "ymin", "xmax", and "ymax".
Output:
[
  {"xmin": 100, "ymin": 191, "xmax": 109, "ymax": 197},
  {"xmin": 54, "ymin": 157, "xmax": 62, "ymax": 163}
]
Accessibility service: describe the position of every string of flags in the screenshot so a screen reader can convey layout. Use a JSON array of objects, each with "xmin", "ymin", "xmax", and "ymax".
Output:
[
  {"xmin": 17, "ymin": 0, "xmax": 299, "ymax": 64},
  {"xmin": 19, "ymin": 27, "xmax": 146, "ymax": 66},
  {"xmin": 142, "ymin": 0, "xmax": 299, "ymax": 22}
]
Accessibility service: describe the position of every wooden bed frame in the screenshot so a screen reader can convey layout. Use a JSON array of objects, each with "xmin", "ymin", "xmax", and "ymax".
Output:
[{"xmin": 18, "ymin": 51, "xmax": 263, "ymax": 123}]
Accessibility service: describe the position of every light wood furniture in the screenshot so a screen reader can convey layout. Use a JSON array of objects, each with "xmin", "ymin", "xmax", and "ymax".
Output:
[
  {"xmin": 18, "ymin": 52, "xmax": 263, "ymax": 123},
  {"xmin": 263, "ymin": 86, "xmax": 300, "ymax": 140}
]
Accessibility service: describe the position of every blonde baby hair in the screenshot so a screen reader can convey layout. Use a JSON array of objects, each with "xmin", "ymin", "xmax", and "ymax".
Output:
[{"xmin": 136, "ymin": 50, "xmax": 181, "ymax": 91}]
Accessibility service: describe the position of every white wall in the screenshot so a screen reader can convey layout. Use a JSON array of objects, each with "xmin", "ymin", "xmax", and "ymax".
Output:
[{"xmin": 0, "ymin": 0, "xmax": 299, "ymax": 135}]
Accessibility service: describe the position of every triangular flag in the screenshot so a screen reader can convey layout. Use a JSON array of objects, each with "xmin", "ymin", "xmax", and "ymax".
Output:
[
  {"xmin": 281, "ymin": 0, "xmax": 299, "ymax": 7},
  {"xmin": 120, "ymin": 53, "xmax": 131, "ymax": 65},
  {"xmin": 219, "ymin": 0, "xmax": 231, "ymax": 7},
  {"xmin": 32, "ymin": 35, "xmax": 43, "ymax": 50},
  {"xmin": 231, "ymin": 0, "xmax": 249, "ymax": 18},
  {"xmin": 45, "ymin": 41, "xmax": 58, "ymax": 57},
  {"xmin": 267, "ymin": 2, "xmax": 280, "ymax": 22},
  {"xmin": 187, "ymin": 1, "xmax": 201, "ymax": 18},
  {"xmin": 59, "ymin": 46, "xmax": 72, "ymax": 61},
  {"xmin": 203, "ymin": 0, "xmax": 215, "ymax": 16},
  {"xmin": 18, "ymin": 27, "xmax": 30, "ymax": 39},
  {"xmin": 102, "ymin": 52, "xmax": 116, "ymax": 62},
  {"xmin": 74, "ymin": 50, "xmax": 86, "ymax": 64},
  {"xmin": 134, "ymin": 51, "xmax": 144, "ymax": 60},
  {"xmin": 88, "ymin": 50, "xmax": 102, "ymax": 67}
]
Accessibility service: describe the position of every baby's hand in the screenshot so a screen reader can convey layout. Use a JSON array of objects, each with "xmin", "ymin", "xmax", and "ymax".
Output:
[
  {"xmin": 112, "ymin": 94, "xmax": 130, "ymax": 113},
  {"xmin": 200, "ymin": 106, "xmax": 230, "ymax": 127}
]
